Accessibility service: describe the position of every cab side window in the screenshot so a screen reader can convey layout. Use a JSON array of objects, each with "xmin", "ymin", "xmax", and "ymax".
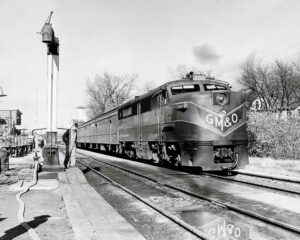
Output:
[
  {"xmin": 151, "ymin": 89, "xmax": 169, "ymax": 109},
  {"xmin": 151, "ymin": 94, "xmax": 159, "ymax": 109},
  {"xmin": 161, "ymin": 89, "xmax": 168, "ymax": 105}
]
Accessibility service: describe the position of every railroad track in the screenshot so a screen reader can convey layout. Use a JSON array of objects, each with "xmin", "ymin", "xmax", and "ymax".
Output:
[
  {"xmin": 81, "ymin": 148, "xmax": 300, "ymax": 196},
  {"xmin": 76, "ymin": 150, "xmax": 300, "ymax": 238},
  {"xmin": 232, "ymin": 170, "xmax": 300, "ymax": 184},
  {"xmin": 82, "ymin": 148, "xmax": 300, "ymax": 195},
  {"xmin": 0, "ymin": 168, "xmax": 18, "ymax": 185},
  {"xmin": 204, "ymin": 170, "xmax": 300, "ymax": 195},
  {"xmin": 76, "ymin": 157, "xmax": 211, "ymax": 240}
]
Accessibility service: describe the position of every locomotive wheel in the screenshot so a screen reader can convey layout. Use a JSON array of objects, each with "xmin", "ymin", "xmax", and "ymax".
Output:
[
  {"xmin": 157, "ymin": 154, "xmax": 164, "ymax": 165},
  {"xmin": 175, "ymin": 155, "xmax": 182, "ymax": 168},
  {"xmin": 152, "ymin": 152, "xmax": 161, "ymax": 164},
  {"xmin": 159, "ymin": 158, "xmax": 164, "ymax": 165},
  {"xmin": 175, "ymin": 161, "xmax": 182, "ymax": 168},
  {"xmin": 128, "ymin": 150, "xmax": 136, "ymax": 159}
]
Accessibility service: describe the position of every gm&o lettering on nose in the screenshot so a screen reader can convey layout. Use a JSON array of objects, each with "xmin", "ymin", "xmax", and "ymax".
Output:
[{"xmin": 206, "ymin": 111, "xmax": 239, "ymax": 132}]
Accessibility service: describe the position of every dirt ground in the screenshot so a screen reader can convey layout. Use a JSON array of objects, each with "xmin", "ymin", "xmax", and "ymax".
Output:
[
  {"xmin": 0, "ymin": 184, "xmax": 74, "ymax": 240},
  {"xmin": 0, "ymin": 151, "xmax": 74, "ymax": 240},
  {"xmin": 246, "ymin": 157, "xmax": 300, "ymax": 178}
]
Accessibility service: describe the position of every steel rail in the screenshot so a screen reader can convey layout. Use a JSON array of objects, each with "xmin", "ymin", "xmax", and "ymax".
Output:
[
  {"xmin": 77, "ymin": 151, "xmax": 300, "ymax": 236},
  {"xmin": 76, "ymin": 158, "xmax": 211, "ymax": 240},
  {"xmin": 231, "ymin": 170, "xmax": 300, "ymax": 184},
  {"xmin": 203, "ymin": 172, "xmax": 300, "ymax": 195}
]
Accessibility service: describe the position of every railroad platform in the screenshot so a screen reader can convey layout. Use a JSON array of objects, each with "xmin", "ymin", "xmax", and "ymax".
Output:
[
  {"xmin": 0, "ymin": 150, "xmax": 145, "ymax": 240},
  {"xmin": 59, "ymin": 167, "xmax": 145, "ymax": 240}
]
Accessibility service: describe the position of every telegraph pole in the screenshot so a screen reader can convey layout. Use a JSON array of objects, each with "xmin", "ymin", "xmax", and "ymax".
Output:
[
  {"xmin": 39, "ymin": 11, "xmax": 60, "ymax": 166},
  {"xmin": 35, "ymin": 88, "xmax": 38, "ymax": 127}
]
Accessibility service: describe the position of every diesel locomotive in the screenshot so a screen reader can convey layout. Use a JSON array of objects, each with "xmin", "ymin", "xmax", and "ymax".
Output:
[{"xmin": 77, "ymin": 73, "xmax": 248, "ymax": 171}]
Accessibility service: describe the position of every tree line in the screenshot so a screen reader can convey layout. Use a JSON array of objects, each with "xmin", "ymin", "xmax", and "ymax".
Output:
[
  {"xmin": 239, "ymin": 58, "xmax": 300, "ymax": 111},
  {"xmin": 85, "ymin": 73, "xmax": 137, "ymax": 119}
]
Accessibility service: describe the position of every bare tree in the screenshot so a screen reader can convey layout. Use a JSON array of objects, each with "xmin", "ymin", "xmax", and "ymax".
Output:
[
  {"xmin": 273, "ymin": 60, "xmax": 300, "ymax": 110},
  {"xmin": 86, "ymin": 72, "xmax": 137, "ymax": 119},
  {"xmin": 239, "ymin": 60, "xmax": 275, "ymax": 110},
  {"xmin": 291, "ymin": 59, "xmax": 300, "ymax": 105},
  {"xmin": 141, "ymin": 81, "xmax": 156, "ymax": 93},
  {"xmin": 239, "ymin": 58, "xmax": 300, "ymax": 111}
]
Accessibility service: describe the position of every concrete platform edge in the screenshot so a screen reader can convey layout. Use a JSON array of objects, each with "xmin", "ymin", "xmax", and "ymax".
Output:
[{"xmin": 58, "ymin": 167, "xmax": 145, "ymax": 240}]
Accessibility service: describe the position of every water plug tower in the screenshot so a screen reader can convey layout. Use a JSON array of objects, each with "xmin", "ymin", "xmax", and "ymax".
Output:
[{"xmin": 39, "ymin": 11, "xmax": 60, "ymax": 166}]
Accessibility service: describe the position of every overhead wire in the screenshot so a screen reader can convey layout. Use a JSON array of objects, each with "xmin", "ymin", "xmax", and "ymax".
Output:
[
  {"xmin": 217, "ymin": 39, "xmax": 300, "ymax": 78},
  {"xmin": 220, "ymin": 50, "xmax": 300, "ymax": 80}
]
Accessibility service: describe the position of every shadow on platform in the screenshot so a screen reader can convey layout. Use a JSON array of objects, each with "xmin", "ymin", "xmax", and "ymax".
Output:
[{"xmin": 0, "ymin": 215, "xmax": 50, "ymax": 240}]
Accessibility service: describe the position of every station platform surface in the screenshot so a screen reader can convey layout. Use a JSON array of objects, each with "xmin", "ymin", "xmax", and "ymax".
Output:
[
  {"xmin": 59, "ymin": 167, "xmax": 145, "ymax": 240},
  {"xmin": 0, "ymin": 150, "xmax": 145, "ymax": 240}
]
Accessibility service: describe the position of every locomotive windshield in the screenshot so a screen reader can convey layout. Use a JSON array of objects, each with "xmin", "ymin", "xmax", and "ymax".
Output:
[
  {"xmin": 171, "ymin": 84, "xmax": 200, "ymax": 95},
  {"xmin": 204, "ymin": 84, "xmax": 227, "ymax": 91}
]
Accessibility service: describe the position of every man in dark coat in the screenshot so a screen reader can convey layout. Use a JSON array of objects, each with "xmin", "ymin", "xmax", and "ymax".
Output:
[
  {"xmin": 62, "ymin": 123, "xmax": 78, "ymax": 168},
  {"xmin": 62, "ymin": 128, "xmax": 70, "ymax": 169}
]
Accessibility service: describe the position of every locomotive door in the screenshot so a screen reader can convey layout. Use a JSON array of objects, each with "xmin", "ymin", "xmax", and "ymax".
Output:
[
  {"xmin": 109, "ymin": 119, "xmax": 111, "ymax": 143},
  {"xmin": 137, "ymin": 102, "xmax": 142, "ymax": 142},
  {"xmin": 158, "ymin": 91, "xmax": 167, "ymax": 143},
  {"xmin": 137, "ymin": 102, "xmax": 142, "ymax": 158},
  {"xmin": 151, "ymin": 91, "xmax": 166, "ymax": 143},
  {"xmin": 158, "ymin": 94, "xmax": 162, "ymax": 143}
]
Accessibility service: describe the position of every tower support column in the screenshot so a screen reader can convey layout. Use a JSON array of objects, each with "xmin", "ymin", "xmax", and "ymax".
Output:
[{"xmin": 41, "ymin": 19, "xmax": 60, "ymax": 166}]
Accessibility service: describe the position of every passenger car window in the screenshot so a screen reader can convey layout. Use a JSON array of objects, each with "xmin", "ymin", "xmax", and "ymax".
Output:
[
  {"xmin": 122, "ymin": 107, "xmax": 132, "ymax": 117},
  {"xmin": 141, "ymin": 96, "xmax": 151, "ymax": 113},
  {"xmin": 162, "ymin": 91, "xmax": 168, "ymax": 105},
  {"xmin": 171, "ymin": 84, "xmax": 200, "ymax": 95}
]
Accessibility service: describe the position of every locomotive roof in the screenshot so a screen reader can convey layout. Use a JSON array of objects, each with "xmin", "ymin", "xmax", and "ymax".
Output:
[
  {"xmin": 80, "ymin": 77, "xmax": 230, "ymax": 126},
  {"xmin": 80, "ymin": 106, "xmax": 118, "ymax": 127},
  {"xmin": 119, "ymin": 77, "xmax": 230, "ymax": 109}
]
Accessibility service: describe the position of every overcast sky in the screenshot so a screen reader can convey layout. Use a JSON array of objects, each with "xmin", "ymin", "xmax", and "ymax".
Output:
[{"xmin": 1, "ymin": 0, "xmax": 300, "ymax": 130}]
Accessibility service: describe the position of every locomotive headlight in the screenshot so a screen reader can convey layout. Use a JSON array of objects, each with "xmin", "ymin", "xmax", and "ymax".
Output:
[{"xmin": 216, "ymin": 93, "xmax": 229, "ymax": 105}]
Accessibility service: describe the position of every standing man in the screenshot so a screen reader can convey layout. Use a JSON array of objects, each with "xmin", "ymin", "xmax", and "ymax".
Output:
[{"xmin": 63, "ymin": 122, "xmax": 78, "ymax": 168}]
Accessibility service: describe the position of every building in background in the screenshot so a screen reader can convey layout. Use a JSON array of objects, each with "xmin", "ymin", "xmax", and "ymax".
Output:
[
  {"xmin": 250, "ymin": 97, "xmax": 269, "ymax": 111},
  {"xmin": 0, "ymin": 109, "xmax": 22, "ymax": 136},
  {"xmin": 250, "ymin": 98, "xmax": 300, "ymax": 120}
]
